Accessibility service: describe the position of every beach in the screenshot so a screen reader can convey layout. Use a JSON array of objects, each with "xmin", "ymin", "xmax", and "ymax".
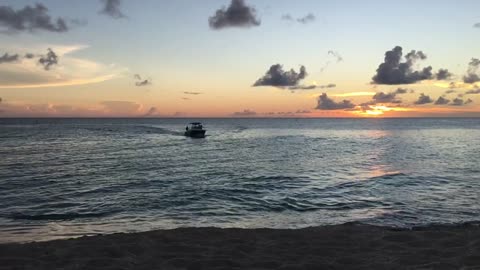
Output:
[{"xmin": 1, "ymin": 223, "xmax": 480, "ymax": 269}]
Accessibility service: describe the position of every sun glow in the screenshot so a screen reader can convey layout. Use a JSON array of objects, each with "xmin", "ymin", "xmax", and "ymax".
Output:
[{"xmin": 353, "ymin": 105, "xmax": 412, "ymax": 117}]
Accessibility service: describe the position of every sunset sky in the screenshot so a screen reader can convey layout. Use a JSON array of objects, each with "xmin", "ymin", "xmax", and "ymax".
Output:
[{"xmin": 1, "ymin": 0, "xmax": 480, "ymax": 117}]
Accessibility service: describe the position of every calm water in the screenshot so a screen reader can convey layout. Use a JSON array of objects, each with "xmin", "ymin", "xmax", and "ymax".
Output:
[{"xmin": 0, "ymin": 118, "xmax": 479, "ymax": 243}]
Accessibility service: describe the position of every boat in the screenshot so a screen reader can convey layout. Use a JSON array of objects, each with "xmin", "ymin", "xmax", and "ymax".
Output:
[{"xmin": 184, "ymin": 122, "xmax": 206, "ymax": 138}]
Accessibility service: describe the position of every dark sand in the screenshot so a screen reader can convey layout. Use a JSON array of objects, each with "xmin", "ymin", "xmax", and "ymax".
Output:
[{"xmin": 1, "ymin": 223, "xmax": 480, "ymax": 269}]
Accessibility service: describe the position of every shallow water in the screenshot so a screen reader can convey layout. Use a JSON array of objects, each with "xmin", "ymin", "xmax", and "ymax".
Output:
[{"xmin": 0, "ymin": 118, "xmax": 479, "ymax": 242}]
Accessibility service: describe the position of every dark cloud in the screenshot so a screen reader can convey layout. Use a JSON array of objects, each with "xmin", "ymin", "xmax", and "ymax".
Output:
[
  {"xmin": 463, "ymin": 58, "xmax": 480, "ymax": 84},
  {"xmin": 414, "ymin": 93, "xmax": 434, "ymax": 105},
  {"xmin": 184, "ymin": 91, "xmax": 202, "ymax": 95},
  {"xmin": 24, "ymin": 53, "xmax": 35, "ymax": 59},
  {"xmin": 38, "ymin": 48, "xmax": 58, "ymax": 70},
  {"xmin": 289, "ymin": 83, "xmax": 336, "ymax": 90},
  {"xmin": 474, "ymin": 23, "xmax": 480, "ymax": 28},
  {"xmin": 209, "ymin": 0, "xmax": 260, "ymax": 30},
  {"xmin": 435, "ymin": 69, "xmax": 453, "ymax": 80},
  {"xmin": 133, "ymin": 74, "xmax": 152, "ymax": 87},
  {"xmin": 144, "ymin": 107, "xmax": 158, "ymax": 117},
  {"xmin": 253, "ymin": 64, "xmax": 307, "ymax": 88},
  {"xmin": 232, "ymin": 109, "xmax": 257, "ymax": 116},
  {"xmin": 372, "ymin": 46, "xmax": 439, "ymax": 85},
  {"xmin": 0, "ymin": 53, "xmax": 19, "ymax": 64},
  {"xmin": 297, "ymin": 13, "xmax": 315, "ymax": 24},
  {"xmin": 368, "ymin": 88, "xmax": 409, "ymax": 104},
  {"xmin": 434, "ymin": 96, "xmax": 450, "ymax": 105},
  {"xmin": 451, "ymin": 97, "xmax": 473, "ymax": 106},
  {"xmin": 0, "ymin": 3, "xmax": 68, "ymax": 33},
  {"xmin": 448, "ymin": 82, "xmax": 461, "ymax": 89},
  {"xmin": 316, "ymin": 93, "xmax": 355, "ymax": 110},
  {"xmin": 444, "ymin": 89, "xmax": 456, "ymax": 94},
  {"xmin": 465, "ymin": 88, "xmax": 480, "ymax": 95},
  {"xmin": 100, "ymin": 0, "xmax": 126, "ymax": 19}
]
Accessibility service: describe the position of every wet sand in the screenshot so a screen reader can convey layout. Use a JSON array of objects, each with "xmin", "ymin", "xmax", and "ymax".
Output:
[{"xmin": 1, "ymin": 223, "xmax": 480, "ymax": 269}]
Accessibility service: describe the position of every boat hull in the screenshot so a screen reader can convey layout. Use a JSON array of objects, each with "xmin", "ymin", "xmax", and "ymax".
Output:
[{"xmin": 184, "ymin": 130, "xmax": 206, "ymax": 138}]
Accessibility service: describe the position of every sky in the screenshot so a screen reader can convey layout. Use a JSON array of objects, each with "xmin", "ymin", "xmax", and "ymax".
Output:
[{"xmin": 0, "ymin": 0, "xmax": 480, "ymax": 117}]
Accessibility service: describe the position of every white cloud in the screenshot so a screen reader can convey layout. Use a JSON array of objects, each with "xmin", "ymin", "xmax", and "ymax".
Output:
[{"xmin": 0, "ymin": 44, "xmax": 126, "ymax": 89}]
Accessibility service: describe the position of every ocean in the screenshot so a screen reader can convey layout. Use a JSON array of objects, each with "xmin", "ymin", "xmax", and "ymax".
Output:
[{"xmin": 0, "ymin": 118, "xmax": 479, "ymax": 243}]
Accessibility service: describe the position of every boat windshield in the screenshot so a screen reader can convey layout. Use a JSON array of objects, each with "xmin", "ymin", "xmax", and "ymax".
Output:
[{"xmin": 188, "ymin": 123, "xmax": 203, "ymax": 129}]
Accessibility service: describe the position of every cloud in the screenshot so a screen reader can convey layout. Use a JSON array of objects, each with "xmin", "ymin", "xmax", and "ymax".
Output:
[
  {"xmin": 282, "ymin": 13, "xmax": 315, "ymax": 24},
  {"xmin": 253, "ymin": 64, "xmax": 307, "ymax": 88},
  {"xmin": 448, "ymin": 82, "xmax": 461, "ymax": 89},
  {"xmin": 451, "ymin": 97, "xmax": 473, "ymax": 106},
  {"xmin": 133, "ymin": 74, "xmax": 151, "ymax": 87},
  {"xmin": 38, "ymin": 48, "xmax": 58, "ymax": 70},
  {"xmin": 320, "ymin": 51, "xmax": 343, "ymax": 73},
  {"xmin": 297, "ymin": 13, "xmax": 315, "ymax": 24},
  {"xmin": 444, "ymin": 89, "xmax": 456, "ymax": 94},
  {"xmin": 0, "ymin": 45, "xmax": 124, "ymax": 89},
  {"xmin": 434, "ymin": 96, "xmax": 450, "ymax": 105},
  {"xmin": 372, "ymin": 46, "xmax": 440, "ymax": 85},
  {"xmin": 328, "ymin": 51, "xmax": 343, "ymax": 63},
  {"xmin": 463, "ymin": 58, "xmax": 480, "ymax": 84},
  {"xmin": 184, "ymin": 91, "xmax": 202, "ymax": 95},
  {"xmin": 465, "ymin": 87, "xmax": 480, "ymax": 95},
  {"xmin": 144, "ymin": 107, "xmax": 158, "ymax": 117},
  {"xmin": 316, "ymin": 93, "xmax": 355, "ymax": 110},
  {"xmin": 0, "ymin": 53, "xmax": 19, "ymax": 64},
  {"xmin": 473, "ymin": 23, "xmax": 480, "ymax": 28},
  {"xmin": 289, "ymin": 83, "xmax": 335, "ymax": 90},
  {"xmin": 24, "ymin": 53, "xmax": 35, "ymax": 59},
  {"xmin": 100, "ymin": 0, "xmax": 126, "ymax": 19},
  {"xmin": 435, "ymin": 69, "xmax": 453, "ymax": 80},
  {"xmin": 232, "ymin": 109, "xmax": 257, "ymax": 116},
  {"xmin": 414, "ymin": 93, "xmax": 434, "ymax": 105},
  {"xmin": 0, "ymin": 3, "xmax": 68, "ymax": 33},
  {"xmin": 295, "ymin": 110, "xmax": 311, "ymax": 114},
  {"xmin": 209, "ymin": 0, "xmax": 260, "ymax": 29},
  {"xmin": 371, "ymin": 88, "xmax": 409, "ymax": 104}
]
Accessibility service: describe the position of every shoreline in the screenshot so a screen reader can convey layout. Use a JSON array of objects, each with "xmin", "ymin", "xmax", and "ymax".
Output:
[{"xmin": 1, "ymin": 222, "xmax": 479, "ymax": 269}]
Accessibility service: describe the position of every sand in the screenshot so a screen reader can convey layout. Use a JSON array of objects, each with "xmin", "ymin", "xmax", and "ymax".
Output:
[{"xmin": 1, "ymin": 223, "xmax": 480, "ymax": 269}]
